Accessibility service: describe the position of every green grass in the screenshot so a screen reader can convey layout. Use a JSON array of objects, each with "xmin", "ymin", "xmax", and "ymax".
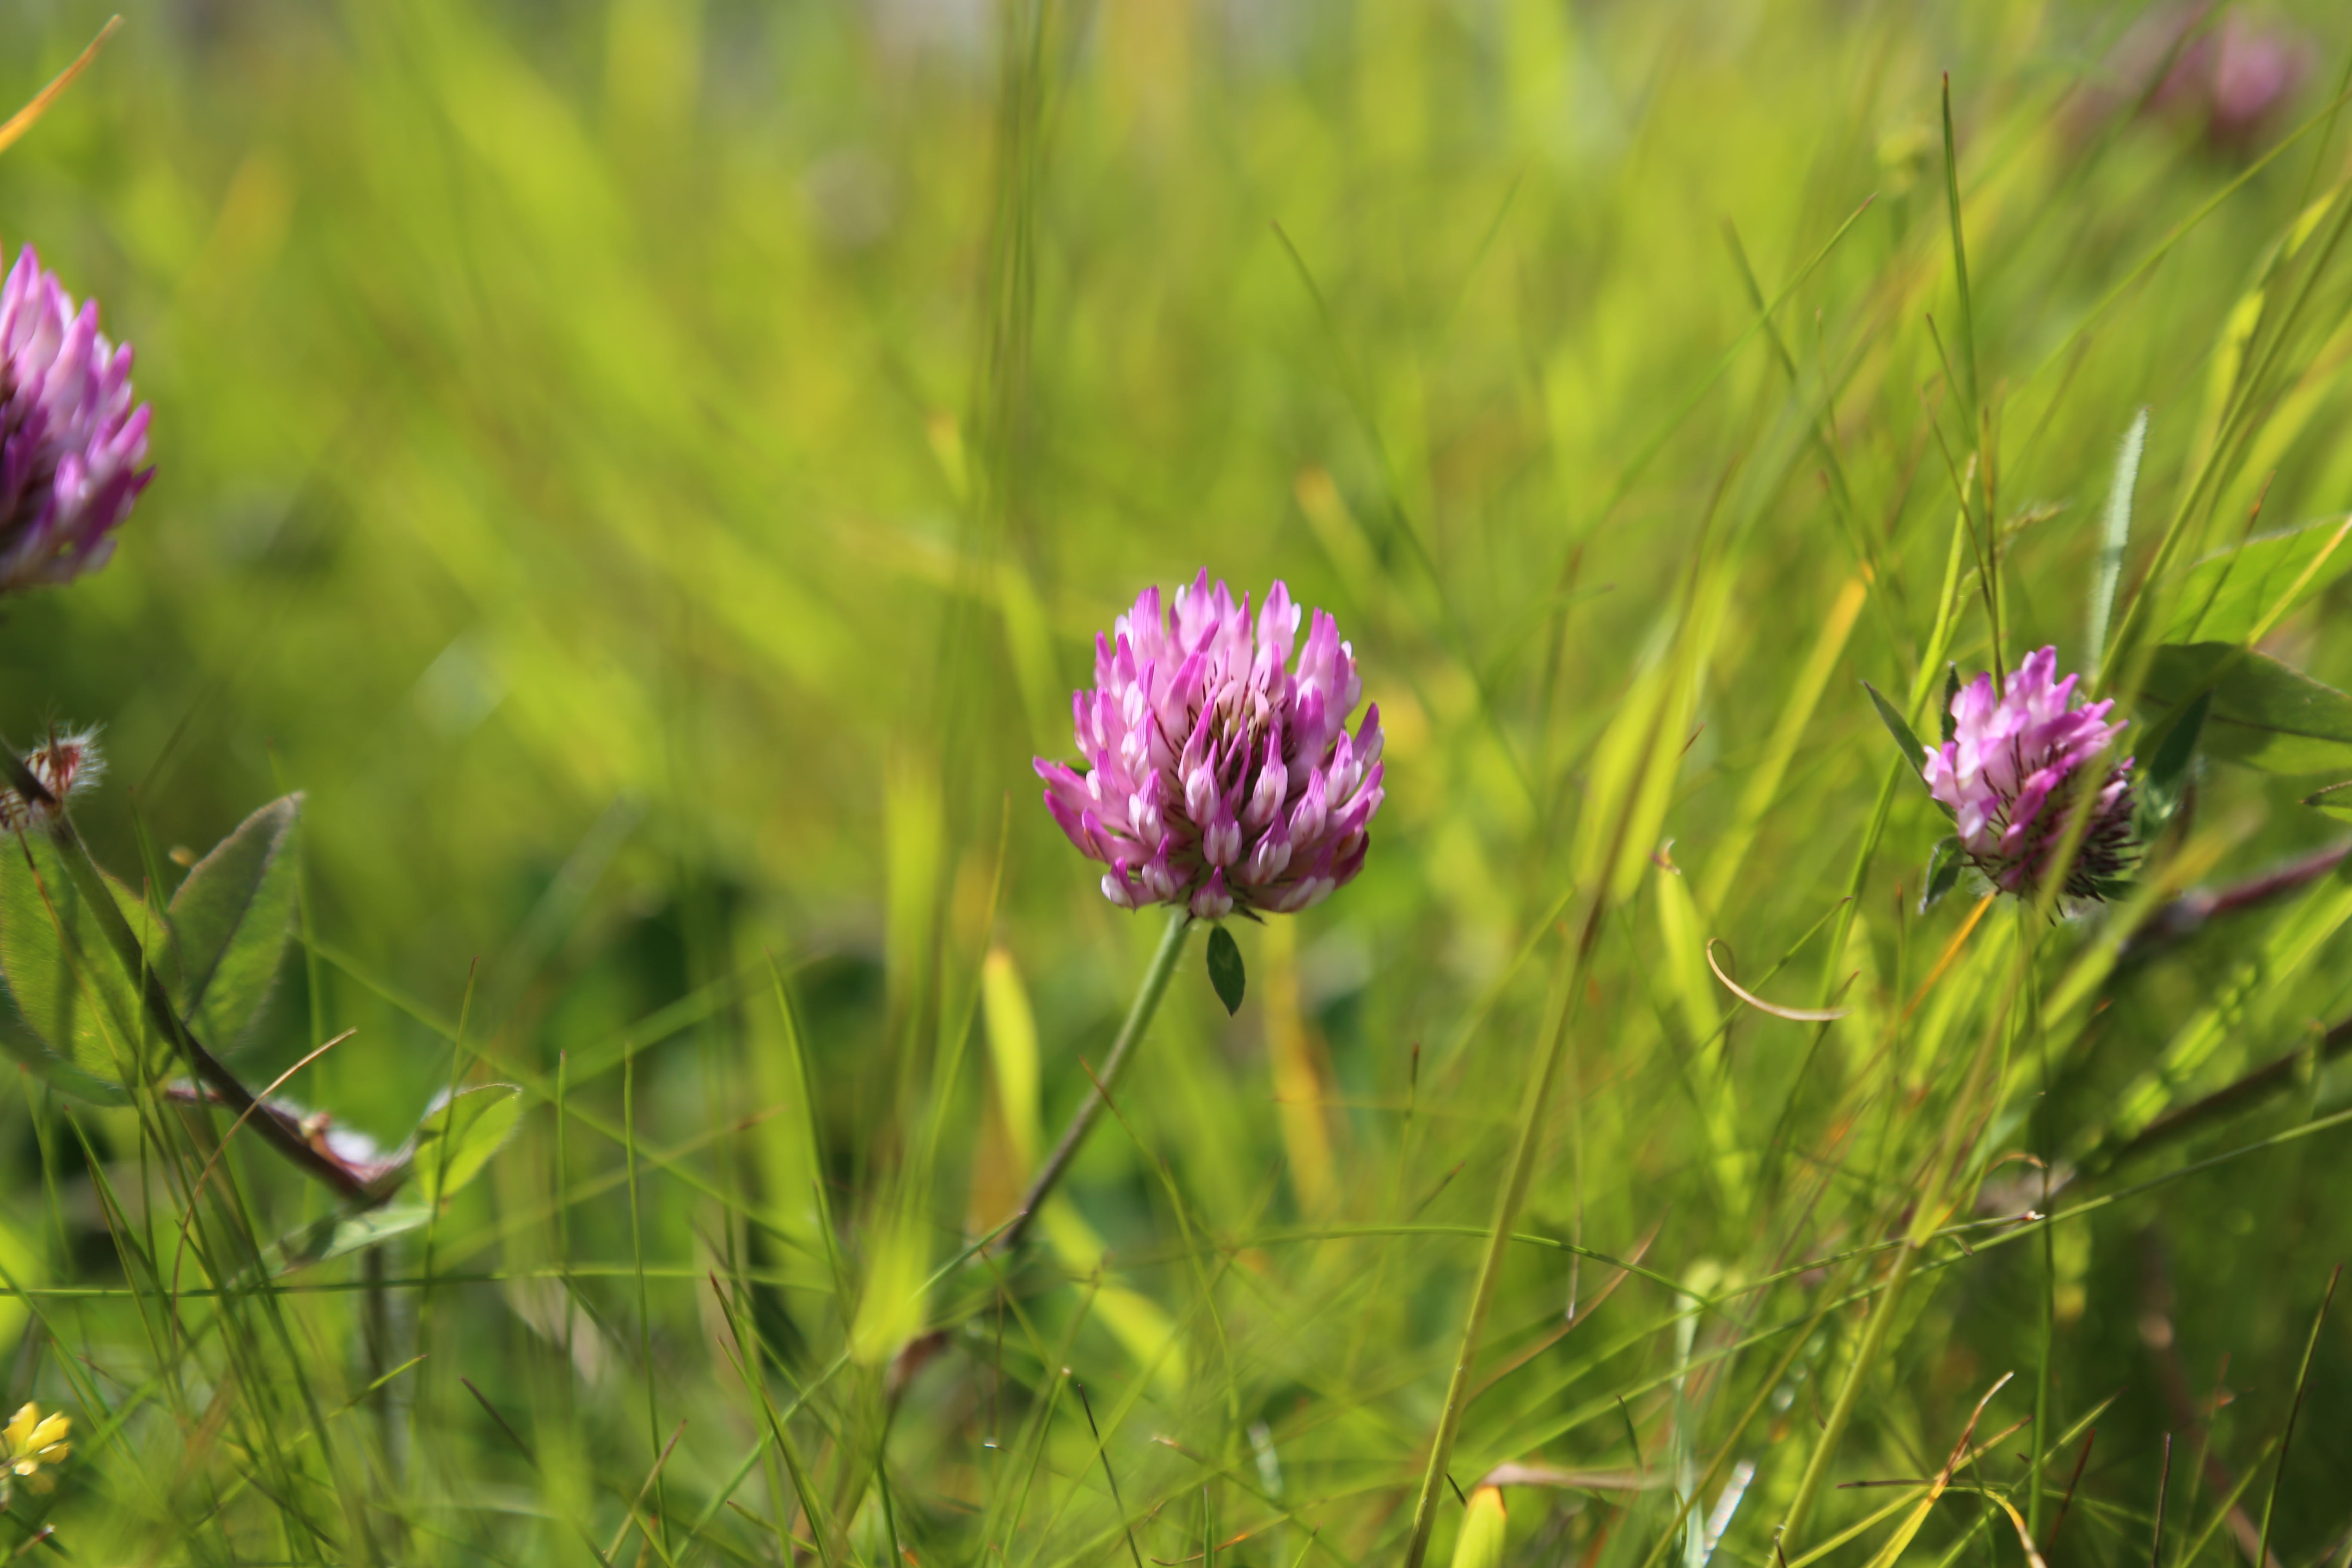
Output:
[{"xmin": 4, "ymin": 0, "xmax": 2352, "ymax": 1563}]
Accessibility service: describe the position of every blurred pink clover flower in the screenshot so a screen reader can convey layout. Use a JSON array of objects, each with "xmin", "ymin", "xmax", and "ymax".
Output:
[{"xmin": 0, "ymin": 248, "xmax": 153, "ymax": 594}]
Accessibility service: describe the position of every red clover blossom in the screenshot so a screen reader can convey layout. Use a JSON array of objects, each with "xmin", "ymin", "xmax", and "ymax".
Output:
[
  {"xmin": 1036, "ymin": 571, "xmax": 1385, "ymax": 918},
  {"xmin": 1922, "ymin": 646, "xmax": 2136, "ymax": 900},
  {"xmin": 0, "ymin": 248, "xmax": 153, "ymax": 593}
]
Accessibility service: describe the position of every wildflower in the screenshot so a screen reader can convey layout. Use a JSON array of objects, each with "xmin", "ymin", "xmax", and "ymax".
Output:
[
  {"xmin": 2084, "ymin": 5, "xmax": 2312, "ymax": 155},
  {"xmin": 1922, "ymin": 647, "xmax": 2136, "ymax": 900},
  {"xmin": 1036, "ymin": 571, "xmax": 1385, "ymax": 919},
  {"xmin": 0, "ymin": 1403, "xmax": 68, "ymax": 1497},
  {"xmin": 0, "ymin": 248, "xmax": 153, "ymax": 594},
  {"xmin": 0, "ymin": 725, "xmax": 102, "ymax": 834}
]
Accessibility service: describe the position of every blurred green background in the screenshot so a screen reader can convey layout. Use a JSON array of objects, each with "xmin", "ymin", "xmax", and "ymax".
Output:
[{"xmin": 6, "ymin": 0, "xmax": 2352, "ymax": 1562}]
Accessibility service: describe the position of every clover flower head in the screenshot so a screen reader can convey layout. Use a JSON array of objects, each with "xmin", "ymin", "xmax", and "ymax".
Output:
[
  {"xmin": 1921, "ymin": 646, "xmax": 2136, "ymax": 900},
  {"xmin": 2, "ymin": 1403, "xmax": 68, "ymax": 1496},
  {"xmin": 1036, "ymin": 571, "xmax": 1385, "ymax": 919},
  {"xmin": 0, "ymin": 725, "xmax": 102, "ymax": 835},
  {"xmin": 0, "ymin": 247, "xmax": 153, "ymax": 594}
]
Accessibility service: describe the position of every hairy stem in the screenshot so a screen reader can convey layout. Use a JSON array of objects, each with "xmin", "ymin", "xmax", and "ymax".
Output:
[
  {"xmin": 4, "ymin": 748, "xmax": 376, "ymax": 1204},
  {"xmin": 997, "ymin": 908, "xmax": 1191, "ymax": 1253}
]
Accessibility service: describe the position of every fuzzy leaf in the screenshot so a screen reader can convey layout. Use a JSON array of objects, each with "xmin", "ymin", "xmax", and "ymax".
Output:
[
  {"xmin": 2166, "ymin": 517, "xmax": 2352, "ymax": 646},
  {"xmin": 2143, "ymin": 643, "xmax": 2352, "ymax": 775},
  {"xmin": 2086, "ymin": 408, "xmax": 2148, "ymax": 673},
  {"xmin": 168, "ymin": 796, "xmax": 301, "ymax": 1055},
  {"xmin": 1206, "ymin": 925, "xmax": 1246, "ymax": 1015},
  {"xmin": 408, "ymin": 1084, "xmax": 524, "ymax": 1205},
  {"xmin": 0, "ymin": 833, "xmax": 157, "ymax": 1093}
]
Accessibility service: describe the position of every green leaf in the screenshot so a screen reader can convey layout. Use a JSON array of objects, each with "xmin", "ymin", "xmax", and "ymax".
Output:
[
  {"xmin": 2304, "ymin": 780, "xmax": 2352, "ymax": 822},
  {"xmin": 266, "ymin": 1204, "xmax": 431, "ymax": 1275},
  {"xmin": 2142, "ymin": 643, "xmax": 2352, "ymax": 775},
  {"xmin": 0, "ymin": 833, "xmax": 157, "ymax": 1093},
  {"xmin": 167, "ymin": 795, "xmax": 301, "ymax": 1055},
  {"xmin": 408, "ymin": 1084, "xmax": 524, "ymax": 1205},
  {"xmin": 1920, "ymin": 836, "xmax": 1964, "ymax": 914},
  {"xmin": 2086, "ymin": 408, "xmax": 2148, "ymax": 674},
  {"xmin": 1205, "ymin": 925, "xmax": 1246, "ymax": 1016},
  {"xmin": 1940, "ymin": 664, "xmax": 1961, "ymax": 747},
  {"xmin": 0, "ymin": 1017, "xmax": 130, "ymax": 1105},
  {"xmin": 2139, "ymin": 689, "xmax": 2210, "ymax": 833},
  {"xmin": 2165, "ymin": 516, "xmax": 2352, "ymax": 646},
  {"xmin": 1863, "ymin": 680, "xmax": 1927, "ymax": 775}
]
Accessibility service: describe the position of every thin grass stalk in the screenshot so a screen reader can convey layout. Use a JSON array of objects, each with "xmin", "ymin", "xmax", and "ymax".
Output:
[
  {"xmin": 1401, "ymin": 902, "xmax": 1602, "ymax": 1568},
  {"xmin": 997, "ymin": 908, "xmax": 1191, "ymax": 1253}
]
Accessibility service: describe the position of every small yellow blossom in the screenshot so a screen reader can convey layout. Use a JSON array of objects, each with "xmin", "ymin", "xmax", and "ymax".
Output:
[{"xmin": 1, "ymin": 1404, "xmax": 68, "ymax": 1495}]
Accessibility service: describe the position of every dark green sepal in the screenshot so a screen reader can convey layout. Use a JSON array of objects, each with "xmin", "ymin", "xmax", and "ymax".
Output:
[
  {"xmin": 1205, "ymin": 925, "xmax": 1246, "ymax": 1016},
  {"xmin": 1920, "ymin": 836, "xmax": 1964, "ymax": 914}
]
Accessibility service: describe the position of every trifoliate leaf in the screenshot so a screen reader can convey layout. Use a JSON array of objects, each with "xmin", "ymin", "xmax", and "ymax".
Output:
[
  {"xmin": 1206, "ymin": 926, "xmax": 1246, "ymax": 1016},
  {"xmin": 2143, "ymin": 643, "xmax": 2352, "ymax": 775},
  {"xmin": 167, "ymin": 795, "xmax": 300, "ymax": 1056}
]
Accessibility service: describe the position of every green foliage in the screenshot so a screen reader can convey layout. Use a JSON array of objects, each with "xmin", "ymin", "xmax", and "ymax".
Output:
[
  {"xmin": 1204, "ymin": 925, "xmax": 1245, "ymax": 1015},
  {"xmin": 2142, "ymin": 688, "xmax": 2212, "ymax": 832},
  {"xmin": 0, "ymin": 833, "xmax": 149, "ymax": 1092},
  {"xmin": 2146, "ymin": 642, "xmax": 2352, "ymax": 773},
  {"xmin": 1863, "ymin": 678, "xmax": 1930, "ymax": 777},
  {"xmin": 1920, "ymin": 834, "xmax": 1965, "ymax": 913},
  {"xmin": 2087, "ymin": 408, "xmax": 2149, "ymax": 673},
  {"xmin": 162, "ymin": 793, "xmax": 300, "ymax": 1055},
  {"xmin": 406, "ymin": 1083, "xmax": 522, "ymax": 1206},
  {"xmin": 266, "ymin": 1203, "xmax": 432, "ymax": 1275},
  {"xmin": 2168, "ymin": 518, "xmax": 2352, "ymax": 645}
]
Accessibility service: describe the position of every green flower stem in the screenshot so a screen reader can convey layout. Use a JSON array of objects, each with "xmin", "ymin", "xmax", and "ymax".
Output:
[
  {"xmin": 997, "ymin": 908, "xmax": 1192, "ymax": 1254},
  {"xmin": 1402, "ymin": 904, "xmax": 1604, "ymax": 1568},
  {"xmin": 3, "ymin": 750, "xmax": 375, "ymax": 1204}
]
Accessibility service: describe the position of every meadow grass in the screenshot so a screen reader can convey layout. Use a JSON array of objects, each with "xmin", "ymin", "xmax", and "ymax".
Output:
[{"xmin": 3, "ymin": 1, "xmax": 2352, "ymax": 1564}]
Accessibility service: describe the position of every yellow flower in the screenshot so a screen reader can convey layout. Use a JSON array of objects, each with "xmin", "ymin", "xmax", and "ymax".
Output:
[{"xmin": 2, "ymin": 1404, "xmax": 68, "ymax": 1495}]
